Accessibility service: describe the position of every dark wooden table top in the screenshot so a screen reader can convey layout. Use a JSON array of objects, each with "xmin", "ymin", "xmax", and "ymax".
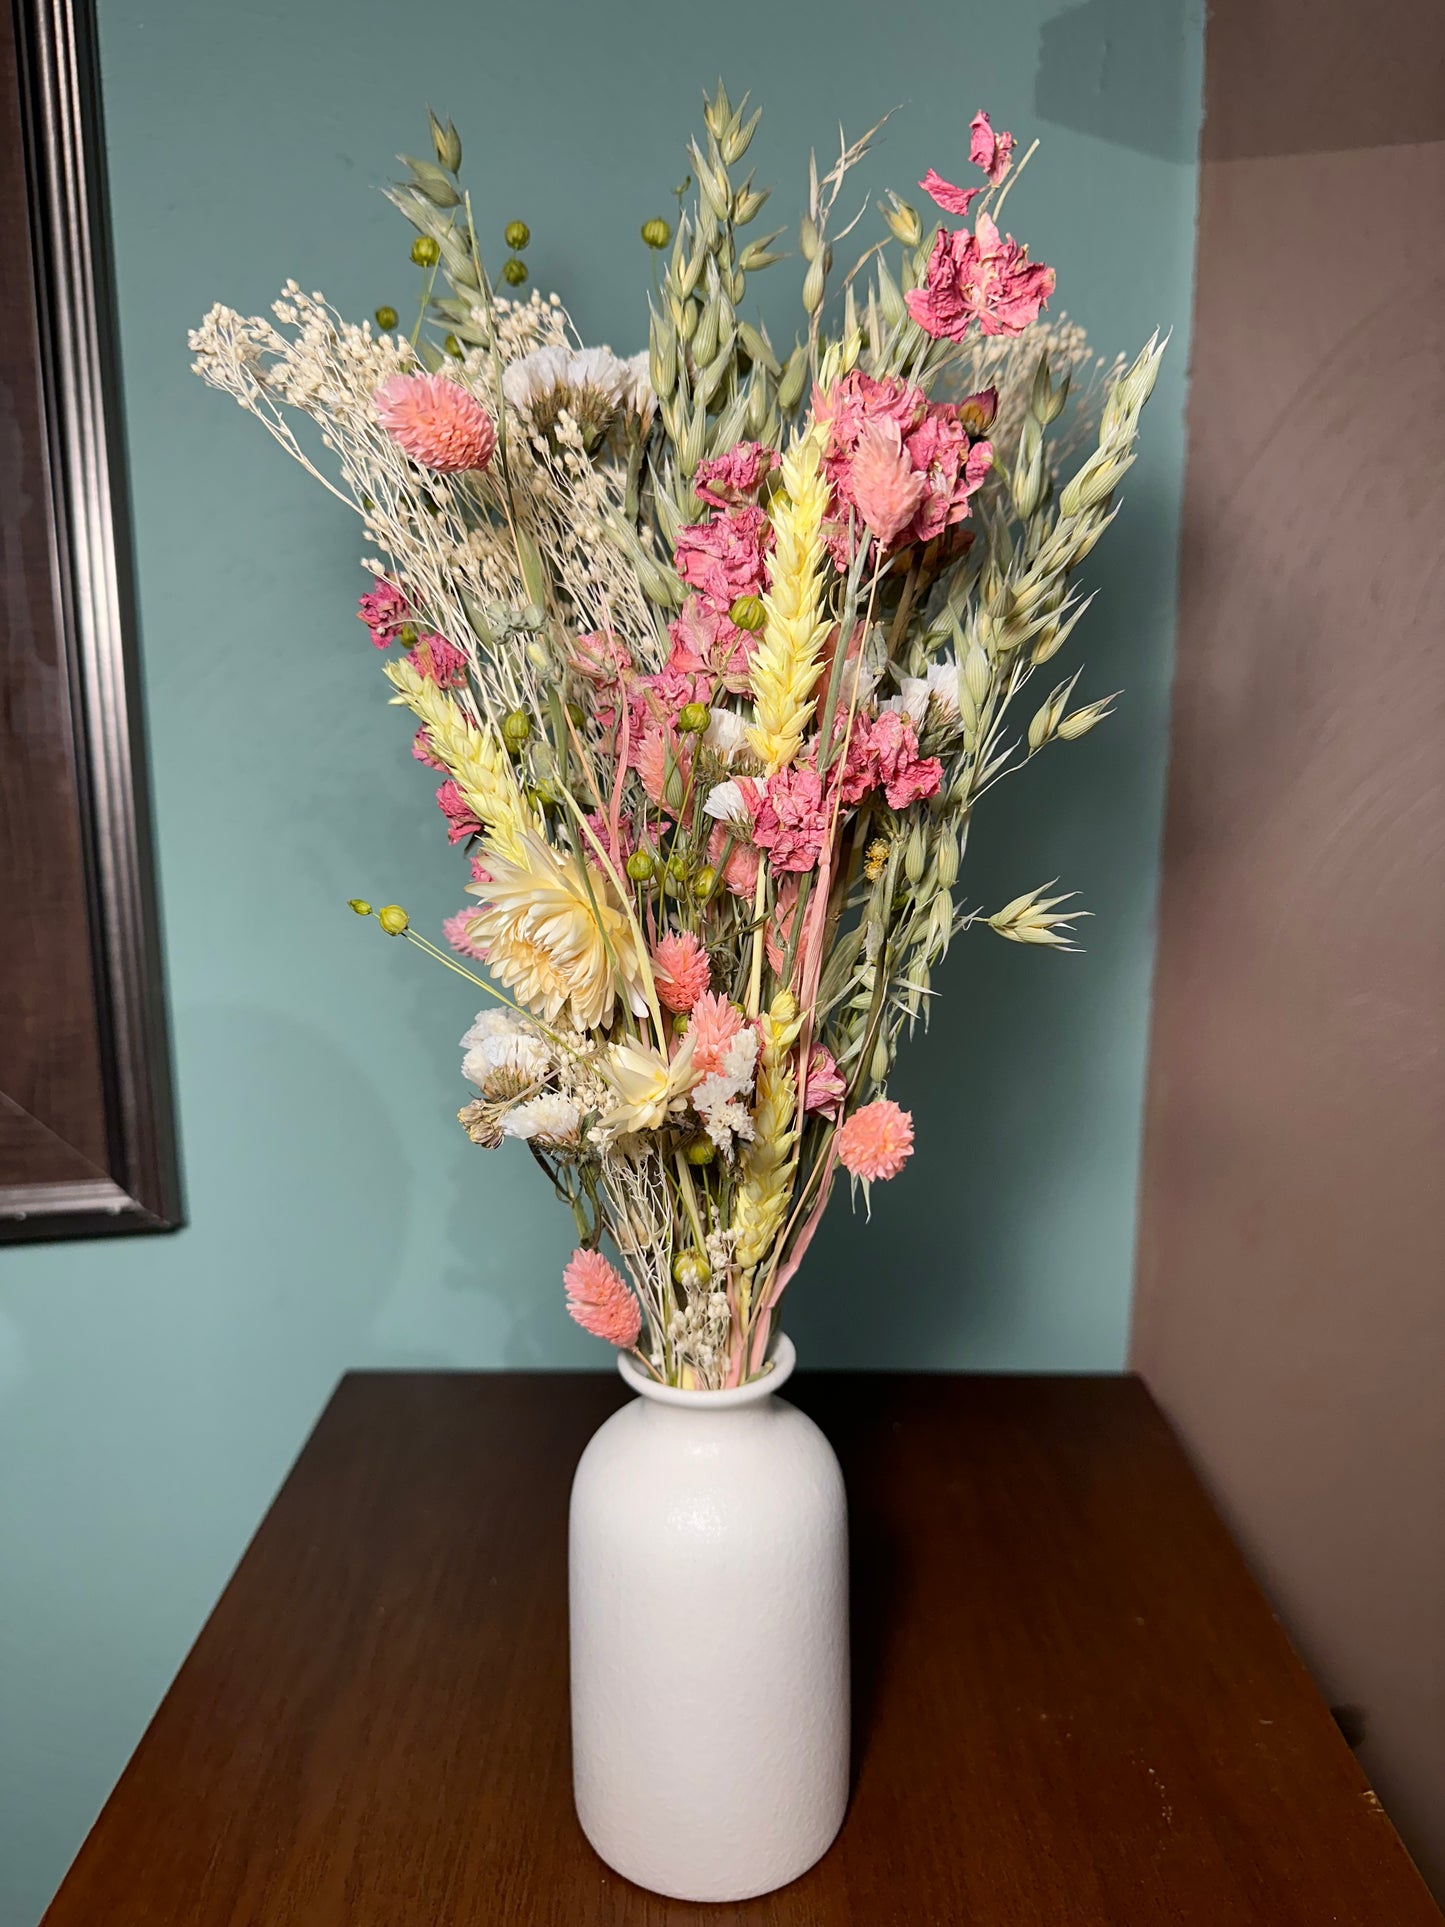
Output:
[{"xmin": 42, "ymin": 1371, "xmax": 1439, "ymax": 1926}]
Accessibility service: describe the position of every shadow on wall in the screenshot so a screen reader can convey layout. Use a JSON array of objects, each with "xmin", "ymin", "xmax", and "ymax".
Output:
[{"xmin": 1035, "ymin": 0, "xmax": 1201, "ymax": 161}]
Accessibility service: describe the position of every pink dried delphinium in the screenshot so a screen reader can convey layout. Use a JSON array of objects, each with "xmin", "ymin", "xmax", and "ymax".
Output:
[
  {"xmin": 870, "ymin": 711, "xmax": 944, "ymax": 809},
  {"xmin": 693, "ymin": 439, "xmax": 776, "ymax": 509},
  {"xmin": 838, "ymin": 713, "xmax": 943, "ymax": 810},
  {"xmin": 374, "ymin": 373, "xmax": 497, "ymax": 473},
  {"xmin": 817, "ymin": 369, "xmax": 991, "ymax": 555},
  {"xmin": 836, "ymin": 1099, "xmax": 915, "ymax": 1182},
  {"xmin": 674, "ymin": 504, "xmax": 772, "ymax": 610},
  {"xmin": 686, "ymin": 991, "xmax": 746, "ymax": 1079},
  {"xmin": 969, "ymin": 109, "xmax": 1015, "ymax": 185},
  {"xmin": 652, "ymin": 930, "xmax": 711, "ymax": 1013},
  {"xmin": 907, "ymin": 213, "xmax": 1055, "ymax": 343},
  {"xmin": 803, "ymin": 1046, "xmax": 847, "ymax": 1119},
  {"xmin": 563, "ymin": 1248, "xmax": 642, "ymax": 1348},
  {"xmin": 358, "ymin": 578, "xmax": 410, "ymax": 646},
  {"xmin": 752, "ymin": 767, "xmax": 830, "ymax": 874},
  {"xmin": 918, "ymin": 167, "xmax": 982, "ymax": 219},
  {"xmin": 665, "ymin": 598, "xmax": 756, "ymax": 693},
  {"xmin": 436, "ymin": 779, "xmax": 482, "ymax": 844},
  {"xmin": 411, "ymin": 633, "xmax": 469, "ymax": 689},
  {"xmin": 411, "ymin": 727, "xmax": 446, "ymax": 771}
]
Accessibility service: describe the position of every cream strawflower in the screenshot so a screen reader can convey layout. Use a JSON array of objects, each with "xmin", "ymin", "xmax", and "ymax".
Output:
[
  {"xmin": 465, "ymin": 832, "xmax": 646, "ymax": 1032},
  {"xmin": 593, "ymin": 1034, "xmax": 697, "ymax": 1142}
]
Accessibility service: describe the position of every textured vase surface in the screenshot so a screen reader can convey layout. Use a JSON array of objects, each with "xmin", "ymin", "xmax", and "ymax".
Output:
[{"xmin": 569, "ymin": 1334, "xmax": 850, "ymax": 1901}]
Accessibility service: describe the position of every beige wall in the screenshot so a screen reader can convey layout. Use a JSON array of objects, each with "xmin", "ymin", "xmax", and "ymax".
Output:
[{"xmin": 1132, "ymin": 0, "xmax": 1445, "ymax": 1894}]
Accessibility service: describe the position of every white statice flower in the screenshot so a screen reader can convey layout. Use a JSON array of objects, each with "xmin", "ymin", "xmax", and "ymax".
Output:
[
  {"xmin": 691, "ymin": 1027, "xmax": 760, "ymax": 1152},
  {"xmin": 885, "ymin": 656, "xmax": 960, "ymax": 725},
  {"xmin": 503, "ymin": 344, "xmax": 637, "ymax": 448},
  {"xmin": 703, "ymin": 709, "xmax": 751, "ymax": 763},
  {"xmin": 619, "ymin": 349, "xmax": 654, "ymax": 422},
  {"xmin": 702, "ymin": 778, "xmax": 752, "ymax": 827},
  {"xmin": 460, "ymin": 1007, "xmax": 553, "ymax": 1099},
  {"xmin": 501, "ymin": 1093, "xmax": 582, "ymax": 1151}
]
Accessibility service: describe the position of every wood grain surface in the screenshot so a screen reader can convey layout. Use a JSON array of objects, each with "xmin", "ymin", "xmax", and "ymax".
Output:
[{"xmin": 42, "ymin": 1373, "xmax": 1441, "ymax": 1925}]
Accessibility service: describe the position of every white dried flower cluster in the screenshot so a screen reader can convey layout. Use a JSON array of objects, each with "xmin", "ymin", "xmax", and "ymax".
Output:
[{"xmin": 692, "ymin": 1028, "xmax": 760, "ymax": 1152}]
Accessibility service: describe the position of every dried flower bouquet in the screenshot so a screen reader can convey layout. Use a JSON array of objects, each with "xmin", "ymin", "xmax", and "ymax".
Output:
[{"xmin": 192, "ymin": 88, "xmax": 1161, "ymax": 1388}]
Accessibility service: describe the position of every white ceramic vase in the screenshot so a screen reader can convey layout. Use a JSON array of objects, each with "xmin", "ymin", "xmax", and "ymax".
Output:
[{"xmin": 569, "ymin": 1333, "xmax": 849, "ymax": 1902}]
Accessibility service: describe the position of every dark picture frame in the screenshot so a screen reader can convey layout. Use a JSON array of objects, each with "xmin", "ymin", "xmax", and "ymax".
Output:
[{"xmin": 0, "ymin": 0, "xmax": 180, "ymax": 1239}]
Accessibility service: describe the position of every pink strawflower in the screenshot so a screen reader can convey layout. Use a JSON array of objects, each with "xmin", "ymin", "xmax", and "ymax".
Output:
[
  {"xmin": 686, "ymin": 990, "xmax": 746, "ymax": 1078},
  {"xmin": 674, "ymin": 504, "xmax": 773, "ymax": 611},
  {"xmin": 563, "ymin": 1248, "xmax": 642, "ymax": 1348},
  {"xmin": 652, "ymin": 930, "xmax": 711, "ymax": 1013},
  {"xmin": 358, "ymin": 578, "xmax": 410, "ymax": 647},
  {"xmin": 436, "ymin": 779, "xmax": 482, "ymax": 844},
  {"xmin": 919, "ymin": 167, "xmax": 982, "ymax": 218},
  {"xmin": 753, "ymin": 766, "xmax": 830, "ymax": 874},
  {"xmin": 411, "ymin": 632, "xmax": 469, "ymax": 689},
  {"xmin": 443, "ymin": 909, "xmax": 488, "ymax": 962},
  {"xmin": 412, "ymin": 727, "xmax": 445, "ymax": 770},
  {"xmin": 693, "ymin": 440, "xmax": 777, "ymax": 509},
  {"xmin": 969, "ymin": 110, "xmax": 1015, "ymax": 186},
  {"xmin": 374, "ymin": 373, "xmax": 497, "ymax": 473},
  {"xmin": 847, "ymin": 420, "xmax": 928, "ymax": 547},
  {"xmin": 836, "ymin": 1099, "xmax": 914, "ymax": 1182},
  {"xmin": 907, "ymin": 213, "xmax": 1055, "ymax": 343},
  {"xmin": 803, "ymin": 1046, "xmax": 847, "ymax": 1119}
]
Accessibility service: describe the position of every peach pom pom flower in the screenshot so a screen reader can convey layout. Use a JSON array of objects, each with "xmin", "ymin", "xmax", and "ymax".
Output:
[
  {"xmin": 563, "ymin": 1248, "xmax": 641, "ymax": 1349},
  {"xmin": 373, "ymin": 373, "xmax": 497, "ymax": 473},
  {"xmin": 652, "ymin": 929, "xmax": 711, "ymax": 1013},
  {"xmin": 835, "ymin": 1099, "xmax": 914, "ymax": 1182}
]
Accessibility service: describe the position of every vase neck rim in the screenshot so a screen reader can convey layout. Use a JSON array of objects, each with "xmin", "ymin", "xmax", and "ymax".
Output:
[{"xmin": 618, "ymin": 1333, "xmax": 796, "ymax": 1408}]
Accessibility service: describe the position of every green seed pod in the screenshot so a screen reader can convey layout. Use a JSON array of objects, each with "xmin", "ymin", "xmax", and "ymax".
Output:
[
  {"xmin": 692, "ymin": 864, "xmax": 718, "ymax": 902},
  {"xmin": 378, "ymin": 904, "xmax": 409, "ymax": 935},
  {"xmin": 672, "ymin": 1248, "xmax": 710, "ymax": 1290},
  {"xmin": 663, "ymin": 756, "xmax": 687, "ymax": 816},
  {"xmin": 777, "ymin": 344, "xmax": 808, "ymax": 412},
  {"xmin": 683, "ymin": 1137, "xmax": 717, "ymax": 1167},
  {"xmin": 410, "ymin": 235, "xmax": 441, "ymax": 267},
  {"xmin": 730, "ymin": 595, "xmax": 766, "ymax": 633},
  {"xmin": 501, "ymin": 257, "xmax": 528, "ymax": 288},
  {"xmin": 641, "ymin": 216, "xmax": 672, "ymax": 250},
  {"xmin": 374, "ymin": 305, "xmax": 399, "ymax": 331},
  {"xmin": 565, "ymin": 701, "xmax": 586, "ymax": 728},
  {"xmin": 502, "ymin": 708, "xmax": 531, "ymax": 753},
  {"xmin": 348, "ymin": 898, "xmax": 372, "ymax": 916},
  {"xmin": 397, "ymin": 623, "xmax": 418, "ymax": 648},
  {"xmin": 443, "ymin": 333, "xmax": 464, "ymax": 359},
  {"xmin": 904, "ymin": 821, "xmax": 928, "ymax": 884},
  {"xmin": 625, "ymin": 849, "xmax": 657, "ymax": 884},
  {"xmin": 504, "ymin": 219, "xmax": 531, "ymax": 250},
  {"xmin": 677, "ymin": 702, "xmax": 710, "ymax": 735}
]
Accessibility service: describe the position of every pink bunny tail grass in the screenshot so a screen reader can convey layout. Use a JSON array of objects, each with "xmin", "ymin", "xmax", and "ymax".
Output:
[
  {"xmin": 563, "ymin": 1248, "xmax": 642, "ymax": 1349},
  {"xmin": 373, "ymin": 373, "xmax": 497, "ymax": 473}
]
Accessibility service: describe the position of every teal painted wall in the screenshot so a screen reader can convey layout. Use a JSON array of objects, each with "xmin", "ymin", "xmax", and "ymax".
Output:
[{"xmin": 0, "ymin": 2, "xmax": 1202, "ymax": 1918}]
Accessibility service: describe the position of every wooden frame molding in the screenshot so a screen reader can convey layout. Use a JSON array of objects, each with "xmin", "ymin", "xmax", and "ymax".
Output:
[{"xmin": 1, "ymin": 0, "xmax": 180, "ymax": 1239}]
